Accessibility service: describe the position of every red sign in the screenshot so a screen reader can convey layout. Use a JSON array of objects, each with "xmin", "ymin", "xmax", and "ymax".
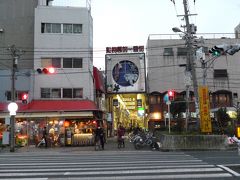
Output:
[{"xmin": 106, "ymin": 46, "xmax": 144, "ymax": 53}]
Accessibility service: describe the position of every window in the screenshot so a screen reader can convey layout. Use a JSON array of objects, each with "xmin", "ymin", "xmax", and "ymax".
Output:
[
  {"xmin": 41, "ymin": 58, "xmax": 61, "ymax": 68},
  {"xmin": 51, "ymin": 88, "xmax": 61, "ymax": 98},
  {"xmin": 73, "ymin": 88, "xmax": 83, "ymax": 98},
  {"xmin": 63, "ymin": 89, "xmax": 73, "ymax": 98},
  {"xmin": 163, "ymin": 48, "xmax": 174, "ymax": 56},
  {"xmin": 41, "ymin": 23, "xmax": 82, "ymax": 34},
  {"xmin": 63, "ymin": 24, "xmax": 72, "ymax": 33},
  {"xmin": 177, "ymin": 47, "xmax": 188, "ymax": 56},
  {"xmin": 63, "ymin": 58, "xmax": 72, "ymax": 68},
  {"xmin": 41, "ymin": 88, "xmax": 61, "ymax": 98},
  {"xmin": 63, "ymin": 58, "xmax": 82, "ymax": 68},
  {"xmin": 63, "ymin": 24, "xmax": 82, "ymax": 34},
  {"xmin": 41, "ymin": 23, "xmax": 61, "ymax": 33},
  {"xmin": 233, "ymin": 93, "xmax": 238, "ymax": 99},
  {"xmin": 73, "ymin": 24, "xmax": 82, "ymax": 33},
  {"xmin": 41, "ymin": 88, "xmax": 83, "ymax": 99},
  {"xmin": 73, "ymin": 58, "xmax": 82, "ymax": 68},
  {"xmin": 149, "ymin": 96, "xmax": 157, "ymax": 105},
  {"xmin": 214, "ymin": 69, "xmax": 228, "ymax": 78},
  {"xmin": 41, "ymin": 88, "xmax": 51, "ymax": 98}
]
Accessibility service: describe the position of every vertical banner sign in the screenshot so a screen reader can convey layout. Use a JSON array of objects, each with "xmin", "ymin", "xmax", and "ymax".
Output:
[{"xmin": 198, "ymin": 86, "xmax": 212, "ymax": 133}]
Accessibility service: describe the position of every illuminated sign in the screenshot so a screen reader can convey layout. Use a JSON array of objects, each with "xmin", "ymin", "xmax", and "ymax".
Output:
[
  {"xmin": 106, "ymin": 53, "xmax": 146, "ymax": 93},
  {"xmin": 198, "ymin": 86, "xmax": 212, "ymax": 133},
  {"xmin": 237, "ymin": 127, "xmax": 240, "ymax": 138},
  {"xmin": 106, "ymin": 46, "xmax": 144, "ymax": 54},
  {"xmin": 123, "ymin": 97, "xmax": 136, "ymax": 110}
]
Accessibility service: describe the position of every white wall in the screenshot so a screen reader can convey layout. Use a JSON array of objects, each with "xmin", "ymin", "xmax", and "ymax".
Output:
[
  {"xmin": 33, "ymin": 6, "xmax": 94, "ymax": 100},
  {"xmin": 147, "ymin": 37, "xmax": 240, "ymax": 98}
]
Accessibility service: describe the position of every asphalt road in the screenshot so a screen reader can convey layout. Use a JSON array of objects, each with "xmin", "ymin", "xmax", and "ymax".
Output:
[
  {"xmin": 0, "ymin": 149, "xmax": 239, "ymax": 179},
  {"xmin": 185, "ymin": 150, "xmax": 240, "ymax": 176}
]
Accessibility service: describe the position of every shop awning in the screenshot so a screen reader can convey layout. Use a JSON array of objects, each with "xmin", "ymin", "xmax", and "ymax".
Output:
[
  {"xmin": 0, "ymin": 111, "xmax": 94, "ymax": 118},
  {"xmin": 0, "ymin": 100, "xmax": 99, "ymax": 113}
]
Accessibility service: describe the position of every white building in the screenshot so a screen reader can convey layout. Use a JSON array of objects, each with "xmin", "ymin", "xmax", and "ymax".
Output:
[
  {"xmin": 0, "ymin": 0, "xmax": 102, "ymax": 147},
  {"xmin": 146, "ymin": 33, "xmax": 240, "ymax": 126},
  {"xmin": 33, "ymin": 1, "xmax": 94, "ymax": 101}
]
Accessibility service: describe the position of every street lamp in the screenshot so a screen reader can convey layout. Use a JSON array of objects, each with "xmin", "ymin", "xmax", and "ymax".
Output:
[
  {"xmin": 8, "ymin": 102, "xmax": 18, "ymax": 152},
  {"xmin": 172, "ymin": 27, "xmax": 183, "ymax": 33}
]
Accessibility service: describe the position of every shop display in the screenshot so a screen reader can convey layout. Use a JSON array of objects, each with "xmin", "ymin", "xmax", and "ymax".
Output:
[{"xmin": 66, "ymin": 119, "xmax": 96, "ymax": 146}]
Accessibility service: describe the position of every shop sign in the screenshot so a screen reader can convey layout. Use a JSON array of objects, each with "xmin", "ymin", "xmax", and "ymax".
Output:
[
  {"xmin": 113, "ymin": 99, "xmax": 118, "ymax": 106},
  {"xmin": 237, "ymin": 127, "xmax": 240, "ymax": 138},
  {"xmin": 2, "ymin": 131, "xmax": 9, "ymax": 145},
  {"xmin": 106, "ymin": 45, "xmax": 144, "ymax": 54},
  {"xmin": 198, "ymin": 86, "xmax": 212, "ymax": 133},
  {"xmin": 137, "ymin": 99, "xmax": 142, "ymax": 107},
  {"xmin": 107, "ymin": 113, "xmax": 112, "ymax": 122},
  {"xmin": 5, "ymin": 117, "xmax": 10, "ymax": 125},
  {"xmin": 106, "ymin": 53, "xmax": 146, "ymax": 93}
]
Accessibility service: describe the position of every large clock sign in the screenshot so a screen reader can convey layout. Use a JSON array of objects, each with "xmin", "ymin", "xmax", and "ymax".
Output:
[{"xmin": 112, "ymin": 60, "xmax": 139, "ymax": 87}]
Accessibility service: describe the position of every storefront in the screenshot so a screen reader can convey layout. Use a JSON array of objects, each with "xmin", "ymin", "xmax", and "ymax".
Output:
[{"xmin": 0, "ymin": 100, "xmax": 104, "ymax": 147}]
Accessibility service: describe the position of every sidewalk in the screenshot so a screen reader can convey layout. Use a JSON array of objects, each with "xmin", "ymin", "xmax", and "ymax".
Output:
[{"xmin": 0, "ymin": 136, "xmax": 136, "ymax": 153}]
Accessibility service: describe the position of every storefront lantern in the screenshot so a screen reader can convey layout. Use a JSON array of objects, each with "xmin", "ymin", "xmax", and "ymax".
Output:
[{"xmin": 64, "ymin": 121, "xmax": 70, "ymax": 127}]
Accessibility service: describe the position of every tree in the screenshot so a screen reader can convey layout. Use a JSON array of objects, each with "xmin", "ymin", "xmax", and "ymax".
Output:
[
  {"xmin": 170, "ymin": 97, "xmax": 186, "ymax": 132},
  {"xmin": 216, "ymin": 107, "xmax": 231, "ymax": 134}
]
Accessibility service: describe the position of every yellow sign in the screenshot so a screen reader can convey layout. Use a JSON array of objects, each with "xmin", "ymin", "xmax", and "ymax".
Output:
[
  {"xmin": 198, "ymin": 86, "xmax": 212, "ymax": 133},
  {"xmin": 237, "ymin": 127, "xmax": 240, "ymax": 138}
]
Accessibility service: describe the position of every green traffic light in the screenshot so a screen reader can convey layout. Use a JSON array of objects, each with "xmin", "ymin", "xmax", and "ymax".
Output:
[{"xmin": 213, "ymin": 50, "xmax": 220, "ymax": 56}]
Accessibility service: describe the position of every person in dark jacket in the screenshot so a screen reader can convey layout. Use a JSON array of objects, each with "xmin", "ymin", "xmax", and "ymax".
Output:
[
  {"xmin": 95, "ymin": 125, "xmax": 105, "ymax": 150},
  {"xmin": 42, "ymin": 126, "xmax": 48, "ymax": 148}
]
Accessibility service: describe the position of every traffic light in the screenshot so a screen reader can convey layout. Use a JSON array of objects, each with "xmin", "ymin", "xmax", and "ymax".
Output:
[
  {"xmin": 209, "ymin": 47, "xmax": 221, "ymax": 57},
  {"xmin": 37, "ymin": 67, "xmax": 56, "ymax": 74},
  {"xmin": 209, "ymin": 44, "xmax": 233, "ymax": 57},
  {"xmin": 21, "ymin": 93, "xmax": 28, "ymax": 104},
  {"xmin": 226, "ymin": 44, "xmax": 240, "ymax": 55},
  {"xmin": 168, "ymin": 90, "xmax": 175, "ymax": 101}
]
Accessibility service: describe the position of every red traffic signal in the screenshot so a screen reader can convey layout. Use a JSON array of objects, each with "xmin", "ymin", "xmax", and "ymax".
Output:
[
  {"xmin": 168, "ymin": 90, "xmax": 175, "ymax": 101},
  {"xmin": 37, "ymin": 67, "xmax": 56, "ymax": 74},
  {"xmin": 21, "ymin": 93, "xmax": 28, "ymax": 104}
]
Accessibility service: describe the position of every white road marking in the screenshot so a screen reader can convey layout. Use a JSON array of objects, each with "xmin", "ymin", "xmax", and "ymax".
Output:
[{"xmin": 218, "ymin": 165, "xmax": 240, "ymax": 177}]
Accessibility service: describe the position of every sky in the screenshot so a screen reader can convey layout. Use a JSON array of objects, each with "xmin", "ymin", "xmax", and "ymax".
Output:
[{"xmin": 53, "ymin": 0, "xmax": 240, "ymax": 70}]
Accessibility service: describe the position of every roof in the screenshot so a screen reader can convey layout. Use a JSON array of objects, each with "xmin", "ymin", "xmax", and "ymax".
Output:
[{"xmin": 0, "ymin": 100, "xmax": 98, "ymax": 113}]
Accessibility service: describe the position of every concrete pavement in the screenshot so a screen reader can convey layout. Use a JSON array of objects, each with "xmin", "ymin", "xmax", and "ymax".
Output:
[{"xmin": 0, "ymin": 136, "xmax": 138, "ymax": 153}]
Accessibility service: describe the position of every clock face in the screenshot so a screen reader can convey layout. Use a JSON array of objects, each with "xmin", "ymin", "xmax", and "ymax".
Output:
[{"xmin": 112, "ymin": 60, "xmax": 139, "ymax": 87}]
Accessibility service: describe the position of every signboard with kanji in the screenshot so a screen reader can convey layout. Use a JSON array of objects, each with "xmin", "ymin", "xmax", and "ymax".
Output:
[{"xmin": 198, "ymin": 86, "xmax": 212, "ymax": 133}]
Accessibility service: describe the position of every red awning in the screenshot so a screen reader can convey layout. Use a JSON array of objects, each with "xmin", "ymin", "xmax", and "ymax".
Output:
[{"xmin": 0, "ymin": 100, "xmax": 98, "ymax": 113}]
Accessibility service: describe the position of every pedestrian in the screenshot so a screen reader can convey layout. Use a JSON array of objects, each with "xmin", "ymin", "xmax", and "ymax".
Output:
[
  {"xmin": 95, "ymin": 125, "xmax": 105, "ymax": 150},
  {"xmin": 117, "ymin": 125, "xmax": 126, "ymax": 148},
  {"xmin": 42, "ymin": 126, "xmax": 48, "ymax": 148}
]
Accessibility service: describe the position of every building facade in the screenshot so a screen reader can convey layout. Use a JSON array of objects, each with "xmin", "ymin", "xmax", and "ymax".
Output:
[
  {"xmin": 0, "ymin": 0, "xmax": 103, "ymax": 147},
  {"xmin": 105, "ymin": 46, "xmax": 148, "ymax": 131},
  {"xmin": 146, "ymin": 33, "xmax": 240, "ymax": 129}
]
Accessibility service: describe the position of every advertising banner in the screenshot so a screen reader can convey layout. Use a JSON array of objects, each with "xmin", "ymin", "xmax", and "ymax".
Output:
[
  {"xmin": 106, "ymin": 52, "xmax": 146, "ymax": 93},
  {"xmin": 198, "ymin": 86, "xmax": 212, "ymax": 133}
]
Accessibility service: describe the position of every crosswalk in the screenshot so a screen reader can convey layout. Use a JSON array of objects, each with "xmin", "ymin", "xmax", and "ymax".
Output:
[{"xmin": 0, "ymin": 151, "xmax": 234, "ymax": 179}]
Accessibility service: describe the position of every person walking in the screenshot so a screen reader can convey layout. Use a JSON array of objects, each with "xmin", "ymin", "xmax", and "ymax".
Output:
[
  {"xmin": 42, "ymin": 126, "xmax": 48, "ymax": 148},
  {"xmin": 117, "ymin": 125, "xmax": 126, "ymax": 148},
  {"xmin": 95, "ymin": 125, "xmax": 105, "ymax": 150}
]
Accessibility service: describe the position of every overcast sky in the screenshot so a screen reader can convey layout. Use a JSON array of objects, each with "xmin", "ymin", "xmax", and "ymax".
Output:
[{"xmin": 53, "ymin": 0, "xmax": 240, "ymax": 70}]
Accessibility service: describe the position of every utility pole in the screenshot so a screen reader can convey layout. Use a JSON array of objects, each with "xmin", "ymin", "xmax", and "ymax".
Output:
[
  {"xmin": 8, "ymin": 45, "xmax": 23, "ymax": 152},
  {"xmin": 182, "ymin": 0, "xmax": 199, "ymax": 129}
]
